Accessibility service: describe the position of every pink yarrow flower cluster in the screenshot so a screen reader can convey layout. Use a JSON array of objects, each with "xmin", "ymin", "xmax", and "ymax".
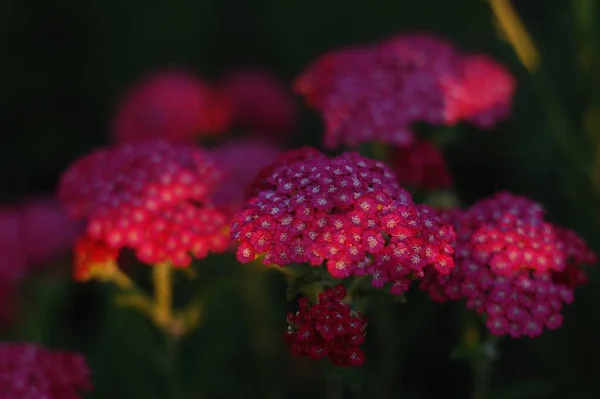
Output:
[
  {"xmin": 232, "ymin": 149, "xmax": 456, "ymax": 294},
  {"xmin": 284, "ymin": 285, "xmax": 367, "ymax": 367},
  {"xmin": 0, "ymin": 342, "xmax": 92, "ymax": 399},
  {"xmin": 58, "ymin": 140, "xmax": 229, "ymax": 267},
  {"xmin": 112, "ymin": 69, "xmax": 232, "ymax": 144},
  {"xmin": 294, "ymin": 33, "xmax": 515, "ymax": 149},
  {"xmin": 422, "ymin": 192, "xmax": 597, "ymax": 338},
  {"xmin": 219, "ymin": 69, "xmax": 298, "ymax": 139}
]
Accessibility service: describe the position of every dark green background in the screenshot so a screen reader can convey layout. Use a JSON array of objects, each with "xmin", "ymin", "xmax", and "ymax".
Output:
[{"xmin": 2, "ymin": 0, "xmax": 600, "ymax": 398}]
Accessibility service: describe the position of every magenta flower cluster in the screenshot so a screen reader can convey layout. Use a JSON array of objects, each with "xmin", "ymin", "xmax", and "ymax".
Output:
[
  {"xmin": 232, "ymin": 149, "xmax": 456, "ymax": 294},
  {"xmin": 58, "ymin": 140, "xmax": 230, "ymax": 267},
  {"xmin": 295, "ymin": 33, "xmax": 515, "ymax": 149},
  {"xmin": 0, "ymin": 343, "xmax": 92, "ymax": 399},
  {"xmin": 422, "ymin": 192, "xmax": 596, "ymax": 338}
]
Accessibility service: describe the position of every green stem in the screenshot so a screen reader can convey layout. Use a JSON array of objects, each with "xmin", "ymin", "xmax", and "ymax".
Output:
[
  {"xmin": 373, "ymin": 299, "xmax": 398, "ymax": 398},
  {"xmin": 469, "ymin": 332, "xmax": 499, "ymax": 399},
  {"xmin": 242, "ymin": 268, "xmax": 280, "ymax": 399},
  {"xmin": 470, "ymin": 355, "xmax": 492, "ymax": 399},
  {"xmin": 166, "ymin": 334, "xmax": 185, "ymax": 399},
  {"xmin": 326, "ymin": 374, "xmax": 344, "ymax": 399}
]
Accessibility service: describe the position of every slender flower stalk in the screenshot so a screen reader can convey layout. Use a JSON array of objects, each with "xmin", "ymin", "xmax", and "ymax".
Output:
[
  {"xmin": 153, "ymin": 262, "xmax": 174, "ymax": 331},
  {"xmin": 489, "ymin": 0, "xmax": 540, "ymax": 72}
]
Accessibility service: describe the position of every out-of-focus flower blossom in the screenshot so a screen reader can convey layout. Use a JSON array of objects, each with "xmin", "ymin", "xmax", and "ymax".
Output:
[
  {"xmin": 112, "ymin": 70, "xmax": 233, "ymax": 144},
  {"xmin": 390, "ymin": 140, "xmax": 453, "ymax": 191},
  {"xmin": 20, "ymin": 197, "xmax": 80, "ymax": 269},
  {"xmin": 0, "ymin": 208, "xmax": 27, "ymax": 282},
  {"xmin": 421, "ymin": 192, "xmax": 597, "ymax": 338},
  {"xmin": 0, "ymin": 208, "xmax": 26, "ymax": 324},
  {"xmin": 211, "ymin": 138, "xmax": 281, "ymax": 214},
  {"xmin": 219, "ymin": 69, "xmax": 298, "ymax": 139},
  {"xmin": 73, "ymin": 235, "xmax": 120, "ymax": 282},
  {"xmin": 58, "ymin": 140, "xmax": 229, "ymax": 267},
  {"xmin": 0, "ymin": 342, "xmax": 92, "ymax": 398},
  {"xmin": 232, "ymin": 149, "xmax": 455, "ymax": 294},
  {"xmin": 284, "ymin": 285, "xmax": 367, "ymax": 367},
  {"xmin": 458, "ymin": 54, "xmax": 516, "ymax": 129},
  {"xmin": 294, "ymin": 33, "xmax": 515, "ymax": 149}
]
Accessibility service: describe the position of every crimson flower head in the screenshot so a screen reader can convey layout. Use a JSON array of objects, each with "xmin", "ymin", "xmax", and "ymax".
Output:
[
  {"xmin": 422, "ymin": 192, "xmax": 597, "ymax": 338},
  {"xmin": 0, "ymin": 342, "xmax": 92, "ymax": 398},
  {"xmin": 112, "ymin": 69, "xmax": 233, "ymax": 144},
  {"xmin": 390, "ymin": 140, "xmax": 453, "ymax": 191},
  {"xmin": 58, "ymin": 140, "xmax": 229, "ymax": 267},
  {"xmin": 284, "ymin": 284, "xmax": 367, "ymax": 367},
  {"xmin": 294, "ymin": 33, "xmax": 515, "ymax": 149},
  {"xmin": 211, "ymin": 138, "xmax": 281, "ymax": 214},
  {"xmin": 219, "ymin": 69, "xmax": 298, "ymax": 139},
  {"xmin": 232, "ymin": 148, "xmax": 455, "ymax": 294}
]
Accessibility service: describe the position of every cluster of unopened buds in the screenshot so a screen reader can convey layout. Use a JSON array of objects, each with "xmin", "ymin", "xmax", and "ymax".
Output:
[{"xmin": 284, "ymin": 285, "xmax": 367, "ymax": 367}]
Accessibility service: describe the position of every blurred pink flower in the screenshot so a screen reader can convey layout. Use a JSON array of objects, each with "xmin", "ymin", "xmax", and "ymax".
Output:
[
  {"xmin": 211, "ymin": 138, "xmax": 282, "ymax": 213},
  {"xmin": 219, "ymin": 69, "xmax": 298, "ymax": 140},
  {"xmin": 0, "ymin": 197, "xmax": 79, "ymax": 325},
  {"xmin": 112, "ymin": 69, "xmax": 233, "ymax": 144},
  {"xmin": 0, "ymin": 342, "xmax": 92, "ymax": 398},
  {"xmin": 20, "ymin": 196, "xmax": 80, "ymax": 269},
  {"xmin": 0, "ymin": 207, "xmax": 26, "ymax": 325},
  {"xmin": 295, "ymin": 33, "xmax": 516, "ymax": 149}
]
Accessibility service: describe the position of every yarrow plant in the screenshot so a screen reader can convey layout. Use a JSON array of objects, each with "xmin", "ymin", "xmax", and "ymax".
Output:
[
  {"xmin": 58, "ymin": 140, "xmax": 229, "ymax": 268},
  {"xmin": 219, "ymin": 69, "xmax": 298, "ymax": 140},
  {"xmin": 294, "ymin": 32, "xmax": 515, "ymax": 149},
  {"xmin": 0, "ymin": 342, "xmax": 92, "ymax": 399},
  {"xmin": 232, "ymin": 149, "xmax": 456, "ymax": 295},
  {"xmin": 24, "ymin": 24, "xmax": 597, "ymax": 399},
  {"xmin": 58, "ymin": 140, "xmax": 231, "ymax": 335},
  {"xmin": 112, "ymin": 69, "xmax": 233, "ymax": 144},
  {"xmin": 422, "ymin": 192, "xmax": 596, "ymax": 338}
]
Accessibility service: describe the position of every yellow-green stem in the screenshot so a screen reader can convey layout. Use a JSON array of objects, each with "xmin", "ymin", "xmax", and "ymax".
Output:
[
  {"xmin": 489, "ymin": 0, "xmax": 540, "ymax": 72},
  {"xmin": 153, "ymin": 263, "xmax": 174, "ymax": 330}
]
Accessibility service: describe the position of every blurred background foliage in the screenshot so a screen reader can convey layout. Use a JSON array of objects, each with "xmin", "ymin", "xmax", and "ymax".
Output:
[{"xmin": 1, "ymin": 0, "xmax": 600, "ymax": 398}]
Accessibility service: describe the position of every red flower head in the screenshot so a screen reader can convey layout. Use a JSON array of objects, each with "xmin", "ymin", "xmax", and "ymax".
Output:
[
  {"xmin": 0, "ymin": 342, "xmax": 92, "ymax": 398},
  {"xmin": 422, "ymin": 192, "xmax": 597, "ymax": 338},
  {"xmin": 232, "ymin": 148, "xmax": 455, "ymax": 295},
  {"xmin": 211, "ymin": 138, "xmax": 282, "ymax": 214},
  {"xmin": 284, "ymin": 284, "xmax": 367, "ymax": 367},
  {"xmin": 294, "ymin": 33, "xmax": 515, "ymax": 149},
  {"xmin": 58, "ymin": 140, "xmax": 229, "ymax": 267},
  {"xmin": 112, "ymin": 69, "xmax": 233, "ymax": 144},
  {"xmin": 390, "ymin": 140, "xmax": 453, "ymax": 191},
  {"xmin": 219, "ymin": 69, "xmax": 298, "ymax": 139}
]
